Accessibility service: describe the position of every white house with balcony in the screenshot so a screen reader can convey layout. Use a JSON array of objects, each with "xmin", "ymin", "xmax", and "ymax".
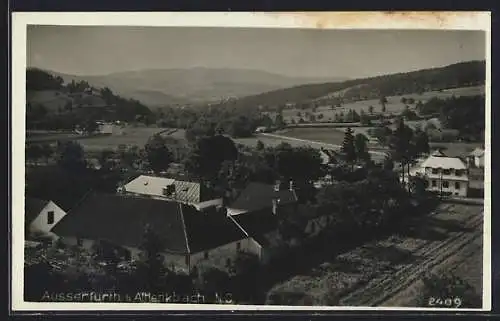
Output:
[{"xmin": 412, "ymin": 150, "xmax": 469, "ymax": 197}]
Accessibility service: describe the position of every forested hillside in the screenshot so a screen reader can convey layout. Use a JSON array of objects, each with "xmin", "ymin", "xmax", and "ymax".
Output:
[
  {"xmin": 26, "ymin": 68, "xmax": 154, "ymax": 130},
  {"xmin": 213, "ymin": 60, "xmax": 485, "ymax": 111}
]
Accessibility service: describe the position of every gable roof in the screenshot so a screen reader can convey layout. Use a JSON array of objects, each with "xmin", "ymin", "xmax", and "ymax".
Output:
[
  {"xmin": 52, "ymin": 193, "xmax": 247, "ymax": 255},
  {"xmin": 25, "ymin": 197, "xmax": 49, "ymax": 225},
  {"xmin": 421, "ymin": 154, "xmax": 467, "ymax": 170},
  {"xmin": 123, "ymin": 175, "xmax": 203, "ymax": 204},
  {"xmin": 230, "ymin": 208, "xmax": 280, "ymax": 247},
  {"xmin": 182, "ymin": 205, "xmax": 248, "ymax": 253},
  {"xmin": 229, "ymin": 182, "xmax": 297, "ymax": 213}
]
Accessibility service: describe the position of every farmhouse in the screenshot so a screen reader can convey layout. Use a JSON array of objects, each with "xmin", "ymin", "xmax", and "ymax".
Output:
[
  {"xmin": 228, "ymin": 208, "xmax": 284, "ymax": 264},
  {"xmin": 51, "ymin": 193, "xmax": 257, "ymax": 273},
  {"xmin": 227, "ymin": 181, "xmax": 298, "ymax": 216},
  {"xmin": 120, "ymin": 175, "xmax": 212, "ymax": 205},
  {"xmin": 225, "ymin": 181, "xmax": 300, "ymax": 263},
  {"xmin": 413, "ymin": 150, "xmax": 469, "ymax": 197},
  {"xmin": 467, "ymin": 147, "xmax": 485, "ymax": 168},
  {"xmin": 25, "ymin": 197, "xmax": 67, "ymax": 240}
]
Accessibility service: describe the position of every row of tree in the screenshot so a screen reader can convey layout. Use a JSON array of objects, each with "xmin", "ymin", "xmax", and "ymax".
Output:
[{"xmin": 417, "ymin": 95, "xmax": 485, "ymax": 141}]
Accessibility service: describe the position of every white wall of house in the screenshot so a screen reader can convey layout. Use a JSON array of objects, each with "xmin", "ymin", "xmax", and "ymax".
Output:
[
  {"xmin": 422, "ymin": 167, "xmax": 469, "ymax": 197},
  {"xmin": 189, "ymin": 237, "xmax": 260, "ymax": 270},
  {"xmin": 475, "ymin": 155, "xmax": 484, "ymax": 168},
  {"xmin": 29, "ymin": 201, "xmax": 67, "ymax": 235},
  {"xmin": 426, "ymin": 177, "xmax": 469, "ymax": 197},
  {"xmin": 59, "ymin": 235, "xmax": 261, "ymax": 273}
]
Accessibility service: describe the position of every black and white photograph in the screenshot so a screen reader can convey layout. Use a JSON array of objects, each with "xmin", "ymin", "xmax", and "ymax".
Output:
[{"xmin": 12, "ymin": 12, "xmax": 491, "ymax": 311}]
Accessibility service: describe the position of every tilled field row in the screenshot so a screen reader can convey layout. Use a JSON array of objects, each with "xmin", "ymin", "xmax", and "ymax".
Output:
[{"xmin": 338, "ymin": 210, "xmax": 483, "ymax": 306}]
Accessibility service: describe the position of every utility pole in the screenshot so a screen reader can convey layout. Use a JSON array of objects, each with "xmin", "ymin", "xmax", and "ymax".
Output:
[{"xmin": 440, "ymin": 169, "xmax": 443, "ymax": 199}]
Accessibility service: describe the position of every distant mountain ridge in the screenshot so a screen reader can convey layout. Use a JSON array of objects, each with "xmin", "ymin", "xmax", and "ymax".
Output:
[{"xmin": 44, "ymin": 67, "xmax": 348, "ymax": 107}]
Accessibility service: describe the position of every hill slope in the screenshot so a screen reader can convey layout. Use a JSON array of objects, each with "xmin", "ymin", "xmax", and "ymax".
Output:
[
  {"xmin": 46, "ymin": 68, "xmax": 347, "ymax": 107},
  {"xmin": 26, "ymin": 68, "xmax": 154, "ymax": 129},
  {"xmin": 215, "ymin": 60, "xmax": 486, "ymax": 110}
]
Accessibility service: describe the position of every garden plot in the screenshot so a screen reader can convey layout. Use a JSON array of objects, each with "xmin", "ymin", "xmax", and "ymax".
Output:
[{"xmin": 266, "ymin": 203, "xmax": 484, "ymax": 307}]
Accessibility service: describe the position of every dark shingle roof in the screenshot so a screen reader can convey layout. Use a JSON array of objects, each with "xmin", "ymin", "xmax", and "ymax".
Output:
[
  {"xmin": 182, "ymin": 205, "xmax": 248, "ymax": 253},
  {"xmin": 230, "ymin": 209, "xmax": 279, "ymax": 247},
  {"xmin": 230, "ymin": 182, "xmax": 297, "ymax": 212},
  {"xmin": 25, "ymin": 198, "xmax": 49, "ymax": 225},
  {"xmin": 52, "ymin": 193, "xmax": 247, "ymax": 254}
]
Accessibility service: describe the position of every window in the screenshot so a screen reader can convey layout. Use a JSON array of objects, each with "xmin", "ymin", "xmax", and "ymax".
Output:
[
  {"xmin": 431, "ymin": 180, "xmax": 437, "ymax": 187},
  {"xmin": 226, "ymin": 258, "xmax": 232, "ymax": 267},
  {"xmin": 455, "ymin": 170, "xmax": 462, "ymax": 176},
  {"xmin": 442, "ymin": 181, "xmax": 449, "ymax": 188},
  {"xmin": 455, "ymin": 182, "xmax": 460, "ymax": 190},
  {"xmin": 236, "ymin": 242, "xmax": 241, "ymax": 250},
  {"xmin": 443, "ymin": 169, "xmax": 451, "ymax": 175},
  {"xmin": 185, "ymin": 255, "xmax": 189, "ymax": 265},
  {"xmin": 204, "ymin": 252, "xmax": 209, "ymax": 259},
  {"xmin": 77, "ymin": 237, "xmax": 83, "ymax": 247},
  {"xmin": 47, "ymin": 211, "xmax": 55, "ymax": 225},
  {"xmin": 432, "ymin": 168, "xmax": 438, "ymax": 174}
]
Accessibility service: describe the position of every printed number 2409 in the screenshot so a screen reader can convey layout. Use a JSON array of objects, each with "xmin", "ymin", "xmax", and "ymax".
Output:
[{"xmin": 428, "ymin": 297, "xmax": 462, "ymax": 308}]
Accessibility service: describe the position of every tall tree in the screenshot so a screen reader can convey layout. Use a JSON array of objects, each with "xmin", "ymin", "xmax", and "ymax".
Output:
[
  {"xmin": 144, "ymin": 135, "xmax": 174, "ymax": 174},
  {"xmin": 341, "ymin": 127, "xmax": 357, "ymax": 170},
  {"xmin": 274, "ymin": 112, "xmax": 286, "ymax": 129},
  {"xmin": 380, "ymin": 96, "xmax": 388, "ymax": 113},
  {"xmin": 56, "ymin": 140, "xmax": 86, "ymax": 172},
  {"xmin": 354, "ymin": 133, "xmax": 370, "ymax": 162},
  {"xmin": 388, "ymin": 118, "xmax": 414, "ymax": 187},
  {"xmin": 185, "ymin": 135, "xmax": 238, "ymax": 182},
  {"xmin": 139, "ymin": 224, "xmax": 165, "ymax": 291},
  {"xmin": 414, "ymin": 130, "xmax": 430, "ymax": 157}
]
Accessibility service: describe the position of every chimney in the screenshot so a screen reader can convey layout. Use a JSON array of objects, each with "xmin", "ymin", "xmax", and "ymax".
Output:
[{"xmin": 272, "ymin": 198, "xmax": 280, "ymax": 215}]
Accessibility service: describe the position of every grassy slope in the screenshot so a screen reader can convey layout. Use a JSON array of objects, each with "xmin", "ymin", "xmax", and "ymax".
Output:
[{"xmin": 278, "ymin": 85, "xmax": 484, "ymax": 124}]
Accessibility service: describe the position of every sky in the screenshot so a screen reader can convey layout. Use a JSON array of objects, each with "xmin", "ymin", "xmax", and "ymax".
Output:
[{"xmin": 26, "ymin": 26, "xmax": 486, "ymax": 79}]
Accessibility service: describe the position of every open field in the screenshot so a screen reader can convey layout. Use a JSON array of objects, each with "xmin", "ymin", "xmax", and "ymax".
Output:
[
  {"xmin": 234, "ymin": 132, "xmax": 388, "ymax": 163},
  {"xmin": 273, "ymin": 85, "xmax": 484, "ymax": 124},
  {"xmin": 267, "ymin": 202, "xmax": 484, "ymax": 307},
  {"xmin": 256, "ymin": 127, "xmax": 482, "ymax": 160},
  {"xmin": 27, "ymin": 127, "xmax": 169, "ymax": 151},
  {"xmin": 78, "ymin": 127, "xmax": 169, "ymax": 151},
  {"xmin": 276, "ymin": 127, "xmax": 383, "ymax": 146}
]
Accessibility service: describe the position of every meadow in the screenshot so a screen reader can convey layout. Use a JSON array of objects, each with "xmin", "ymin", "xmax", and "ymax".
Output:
[
  {"xmin": 26, "ymin": 126, "xmax": 169, "ymax": 152},
  {"xmin": 273, "ymin": 85, "xmax": 484, "ymax": 124},
  {"xmin": 78, "ymin": 127, "xmax": 169, "ymax": 151}
]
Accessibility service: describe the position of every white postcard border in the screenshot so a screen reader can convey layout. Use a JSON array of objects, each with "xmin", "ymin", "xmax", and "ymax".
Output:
[{"xmin": 11, "ymin": 11, "xmax": 492, "ymax": 312}]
